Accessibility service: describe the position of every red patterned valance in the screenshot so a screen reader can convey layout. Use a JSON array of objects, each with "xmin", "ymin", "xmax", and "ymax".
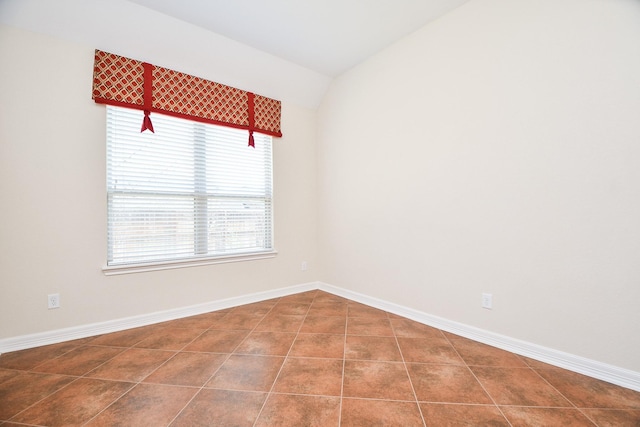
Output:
[{"xmin": 92, "ymin": 49, "xmax": 282, "ymax": 146}]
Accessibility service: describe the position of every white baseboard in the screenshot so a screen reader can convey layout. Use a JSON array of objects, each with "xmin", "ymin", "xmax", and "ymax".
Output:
[
  {"xmin": 0, "ymin": 282, "xmax": 319, "ymax": 355},
  {"xmin": 318, "ymin": 282, "xmax": 640, "ymax": 392},
  {"xmin": 2, "ymin": 280, "xmax": 638, "ymax": 393}
]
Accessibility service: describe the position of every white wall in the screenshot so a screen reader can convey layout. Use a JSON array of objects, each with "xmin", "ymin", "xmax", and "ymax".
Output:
[
  {"xmin": 0, "ymin": 24, "xmax": 318, "ymax": 339},
  {"xmin": 317, "ymin": 0, "xmax": 640, "ymax": 372}
]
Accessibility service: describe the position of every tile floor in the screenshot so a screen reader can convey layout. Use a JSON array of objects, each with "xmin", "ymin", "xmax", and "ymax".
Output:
[{"xmin": 1, "ymin": 290, "xmax": 639, "ymax": 426}]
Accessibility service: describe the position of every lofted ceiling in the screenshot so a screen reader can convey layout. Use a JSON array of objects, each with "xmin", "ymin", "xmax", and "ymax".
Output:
[
  {"xmin": 0, "ymin": 0, "xmax": 471, "ymax": 107},
  {"xmin": 127, "ymin": 0, "xmax": 471, "ymax": 77}
]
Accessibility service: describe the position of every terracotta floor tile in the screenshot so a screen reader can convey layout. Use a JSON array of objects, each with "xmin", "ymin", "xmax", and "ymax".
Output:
[
  {"xmin": 86, "ymin": 348, "xmax": 175, "ymax": 382},
  {"xmin": 341, "ymin": 398, "xmax": 424, "ymax": 426},
  {"xmin": 143, "ymin": 352, "xmax": 227, "ymax": 387},
  {"xmin": 0, "ymin": 342, "xmax": 79, "ymax": 371},
  {"xmin": 234, "ymin": 331, "xmax": 296, "ymax": 356},
  {"xmin": 449, "ymin": 338, "xmax": 529, "ymax": 367},
  {"xmin": 390, "ymin": 318, "xmax": 445, "ymax": 339},
  {"xmin": 348, "ymin": 303, "xmax": 389, "ymax": 318},
  {"xmin": 84, "ymin": 383, "xmax": 197, "ymax": 426},
  {"xmin": 254, "ymin": 393, "xmax": 340, "ymax": 427},
  {"xmin": 397, "ymin": 337, "xmax": 465, "ymax": 365},
  {"xmin": 31, "ymin": 345, "xmax": 123, "ymax": 376},
  {"xmin": 343, "ymin": 360, "xmax": 415, "ymax": 401},
  {"xmin": 345, "ymin": 335, "xmax": 402, "ymax": 361},
  {"xmin": 69, "ymin": 336, "xmax": 100, "ymax": 346},
  {"xmin": 313, "ymin": 291, "xmax": 350, "ymax": 304},
  {"xmin": 535, "ymin": 367, "xmax": 640, "ymax": 410},
  {"xmin": 280, "ymin": 290, "xmax": 317, "ymax": 303},
  {"xmin": 289, "ymin": 333, "xmax": 345, "ymax": 359},
  {"xmin": 133, "ymin": 327, "xmax": 203, "ymax": 351},
  {"xmin": 162, "ymin": 312, "xmax": 228, "ymax": 329},
  {"xmin": 441, "ymin": 331, "xmax": 465, "ymax": 340},
  {"xmin": 0, "ymin": 368, "xmax": 20, "ymax": 384},
  {"xmin": 209, "ymin": 312, "xmax": 266, "ymax": 330},
  {"xmin": 347, "ymin": 317, "xmax": 394, "ymax": 336},
  {"xmin": 205, "ymin": 354, "xmax": 284, "ymax": 391},
  {"xmin": 10, "ymin": 378, "xmax": 133, "ymax": 426},
  {"xmin": 299, "ymin": 316, "xmax": 346, "ymax": 334},
  {"xmin": 582, "ymin": 408, "xmax": 640, "ymax": 426},
  {"xmin": 420, "ymin": 403, "xmax": 509, "ymax": 426},
  {"xmin": 501, "ymin": 406, "xmax": 597, "ymax": 426},
  {"xmin": 408, "ymin": 363, "xmax": 493, "ymax": 404},
  {"xmin": 274, "ymin": 357, "xmax": 343, "ymax": 396},
  {"xmin": 170, "ymin": 389, "xmax": 267, "ymax": 427},
  {"xmin": 471, "ymin": 366, "xmax": 572, "ymax": 407},
  {"xmin": 87, "ymin": 326, "xmax": 156, "ymax": 347},
  {"xmin": 0, "ymin": 372, "xmax": 75, "ymax": 419},
  {"xmin": 308, "ymin": 302, "xmax": 348, "ymax": 317},
  {"xmin": 183, "ymin": 329, "xmax": 248, "ymax": 353},
  {"xmin": 269, "ymin": 302, "xmax": 311, "ymax": 315},
  {"xmin": 3, "ymin": 291, "xmax": 639, "ymax": 426},
  {"xmin": 229, "ymin": 301, "xmax": 276, "ymax": 316},
  {"xmin": 254, "ymin": 314, "xmax": 305, "ymax": 332},
  {"xmin": 387, "ymin": 312, "xmax": 405, "ymax": 319},
  {"xmin": 520, "ymin": 356, "xmax": 559, "ymax": 370}
]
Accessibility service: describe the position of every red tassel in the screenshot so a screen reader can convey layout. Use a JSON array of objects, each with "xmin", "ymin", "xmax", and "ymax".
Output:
[
  {"xmin": 141, "ymin": 110, "xmax": 154, "ymax": 133},
  {"xmin": 247, "ymin": 92, "xmax": 255, "ymax": 148}
]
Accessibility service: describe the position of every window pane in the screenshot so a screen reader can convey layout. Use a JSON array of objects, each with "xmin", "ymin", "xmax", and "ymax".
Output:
[
  {"xmin": 107, "ymin": 108, "xmax": 195, "ymax": 194},
  {"xmin": 207, "ymin": 198, "xmax": 271, "ymax": 254},
  {"xmin": 205, "ymin": 127, "xmax": 272, "ymax": 197},
  {"xmin": 106, "ymin": 106, "xmax": 273, "ymax": 266},
  {"xmin": 108, "ymin": 194, "xmax": 196, "ymax": 264}
]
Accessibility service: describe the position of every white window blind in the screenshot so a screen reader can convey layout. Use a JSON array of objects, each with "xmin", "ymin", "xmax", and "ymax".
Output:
[{"xmin": 106, "ymin": 106, "xmax": 273, "ymax": 266}]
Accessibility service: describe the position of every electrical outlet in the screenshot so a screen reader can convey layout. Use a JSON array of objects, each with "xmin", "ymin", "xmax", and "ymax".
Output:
[
  {"xmin": 48, "ymin": 293, "xmax": 60, "ymax": 309},
  {"xmin": 482, "ymin": 293, "xmax": 492, "ymax": 309},
  {"xmin": 301, "ymin": 261, "xmax": 308, "ymax": 271}
]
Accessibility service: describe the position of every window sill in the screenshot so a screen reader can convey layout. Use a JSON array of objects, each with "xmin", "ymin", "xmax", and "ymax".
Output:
[{"xmin": 102, "ymin": 251, "xmax": 278, "ymax": 276}]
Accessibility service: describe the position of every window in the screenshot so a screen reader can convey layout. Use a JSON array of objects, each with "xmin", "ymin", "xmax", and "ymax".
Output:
[{"xmin": 106, "ymin": 106, "xmax": 273, "ymax": 269}]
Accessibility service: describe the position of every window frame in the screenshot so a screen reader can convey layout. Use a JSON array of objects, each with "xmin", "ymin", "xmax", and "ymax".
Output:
[{"xmin": 103, "ymin": 106, "xmax": 276, "ymax": 275}]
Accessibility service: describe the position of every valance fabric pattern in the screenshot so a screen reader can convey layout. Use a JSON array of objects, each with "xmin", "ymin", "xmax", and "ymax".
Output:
[{"xmin": 92, "ymin": 49, "xmax": 282, "ymax": 146}]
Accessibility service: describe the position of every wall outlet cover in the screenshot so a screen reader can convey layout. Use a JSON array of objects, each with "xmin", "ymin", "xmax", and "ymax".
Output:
[
  {"xmin": 482, "ymin": 293, "xmax": 492, "ymax": 309},
  {"xmin": 48, "ymin": 293, "xmax": 60, "ymax": 309}
]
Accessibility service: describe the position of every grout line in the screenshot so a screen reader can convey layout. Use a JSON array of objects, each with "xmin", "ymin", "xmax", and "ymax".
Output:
[
  {"xmin": 169, "ymin": 297, "xmax": 284, "ymax": 427},
  {"xmin": 11, "ymin": 333, "xmax": 152, "ymax": 425},
  {"xmin": 526, "ymin": 361, "xmax": 600, "ymax": 426},
  {"xmin": 389, "ymin": 311, "xmax": 427, "ymax": 427},
  {"xmin": 338, "ymin": 307, "xmax": 348, "ymax": 426},
  {"xmin": 23, "ymin": 346, "xmax": 133, "ymax": 426},
  {"xmin": 81, "ymin": 380, "xmax": 138, "ymax": 426},
  {"xmin": 5, "ymin": 374, "xmax": 83, "ymax": 425},
  {"xmin": 251, "ymin": 291, "xmax": 318, "ymax": 427},
  {"xmin": 82, "ymin": 324, "xmax": 210, "ymax": 425},
  {"xmin": 476, "ymin": 403, "xmax": 605, "ymax": 409},
  {"xmin": 88, "ymin": 300, "xmax": 276, "ymax": 426},
  {"xmin": 442, "ymin": 332, "xmax": 514, "ymax": 427},
  {"xmin": 117, "ymin": 313, "xmax": 243, "ymax": 425}
]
